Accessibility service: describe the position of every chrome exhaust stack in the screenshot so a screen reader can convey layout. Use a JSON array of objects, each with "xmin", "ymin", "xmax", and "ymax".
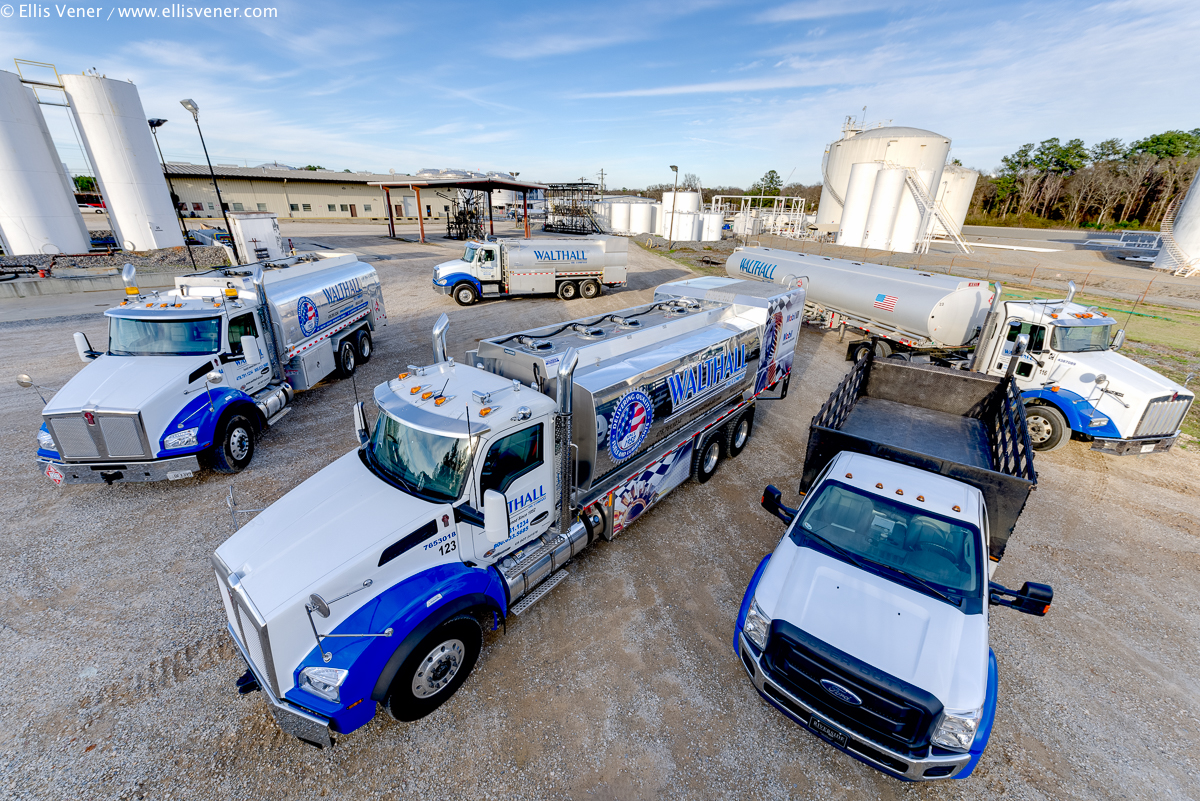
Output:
[
  {"xmin": 556, "ymin": 347, "xmax": 579, "ymax": 536},
  {"xmin": 432, "ymin": 313, "xmax": 450, "ymax": 363}
]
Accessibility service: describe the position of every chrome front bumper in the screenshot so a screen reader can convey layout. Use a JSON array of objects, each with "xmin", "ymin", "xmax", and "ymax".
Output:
[
  {"xmin": 37, "ymin": 454, "xmax": 201, "ymax": 485},
  {"xmin": 738, "ymin": 633, "xmax": 970, "ymax": 781},
  {"xmin": 432, "ymin": 281, "xmax": 453, "ymax": 295},
  {"xmin": 227, "ymin": 623, "xmax": 335, "ymax": 749},
  {"xmin": 1091, "ymin": 433, "xmax": 1178, "ymax": 456}
]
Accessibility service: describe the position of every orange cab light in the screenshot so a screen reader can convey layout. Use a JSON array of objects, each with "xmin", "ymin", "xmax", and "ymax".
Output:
[
  {"xmin": 875, "ymin": 483, "xmax": 884, "ymax": 489},
  {"xmin": 845, "ymin": 473, "xmax": 853, "ymax": 478},
  {"xmin": 410, "ymin": 386, "xmax": 422, "ymax": 395},
  {"xmin": 174, "ymin": 303, "xmax": 182, "ymax": 308},
  {"xmin": 952, "ymin": 505, "xmax": 962, "ymax": 512},
  {"xmin": 160, "ymin": 303, "xmax": 168, "ymax": 308},
  {"xmin": 479, "ymin": 406, "xmax": 493, "ymax": 417},
  {"xmin": 434, "ymin": 396, "xmax": 447, "ymax": 406},
  {"xmin": 916, "ymin": 495, "xmax": 925, "ymax": 502},
  {"xmin": 1050, "ymin": 313, "xmax": 1058, "ymax": 318},
  {"xmin": 397, "ymin": 372, "xmax": 410, "ymax": 380},
  {"xmin": 421, "ymin": 391, "xmax": 434, "ymax": 400},
  {"xmin": 1050, "ymin": 385, "xmax": 1060, "ymax": 392},
  {"xmin": 224, "ymin": 287, "xmax": 238, "ymax": 297},
  {"xmin": 895, "ymin": 489, "xmax": 904, "ymax": 496}
]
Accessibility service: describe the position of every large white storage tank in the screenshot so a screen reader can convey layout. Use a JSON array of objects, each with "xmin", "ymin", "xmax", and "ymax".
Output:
[
  {"xmin": 861, "ymin": 168, "xmax": 907, "ymax": 250},
  {"xmin": 610, "ymin": 202, "xmax": 630, "ymax": 234},
  {"xmin": 61, "ymin": 73, "xmax": 183, "ymax": 252},
  {"xmin": 0, "ymin": 71, "xmax": 91, "ymax": 256},
  {"xmin": 817, "ymin": 126, "xmax": 952, "ymax": 228},
  {"xmin": 628, "ymin": 202, "xmax": 652, "ymax": 235},
  {"xmin": 890, "ymin": 168, "xmax": 935, "ymax": 254},
  {"xmin": 836, "ymin": 162, "xmax": 881, "ymax": 247},
  {"xmin": 662, "ymin": 191, "xmax": 701, "ymax": 214},
  {"xmin": 932, "ymin": 165, "xmax": 979, "ymax": 237},
  {"xmin": 1154, "ymin": 174, "xmax": 1200, "ymax": 273}
]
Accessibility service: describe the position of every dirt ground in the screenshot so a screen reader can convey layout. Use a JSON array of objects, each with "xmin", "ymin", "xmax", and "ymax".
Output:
[{"xmin": 1, "ymin": 232, "xmax": 1198, "ymax": 800}]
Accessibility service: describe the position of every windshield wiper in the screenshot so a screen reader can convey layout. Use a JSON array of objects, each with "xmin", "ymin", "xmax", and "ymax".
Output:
[
  {"xmin": 802, "ymin": 525, "xmax": 959, "ymax": 605},
  {"xmin": 800, "ymin": 526, "xmax": 872, "ymax": 573},
  {"xmin": 873, "ymin": 562, "xmax": 959, "ymax": 605}
]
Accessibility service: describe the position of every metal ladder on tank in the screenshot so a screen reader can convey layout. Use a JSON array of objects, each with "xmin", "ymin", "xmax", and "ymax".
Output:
[
  {"xmin": 1161, "ymin": 197, "xmax": 1199, "ymax": 277},
  {"xmin": 887, "ymin": 164, "xmax": 973, "ymax": 255}
]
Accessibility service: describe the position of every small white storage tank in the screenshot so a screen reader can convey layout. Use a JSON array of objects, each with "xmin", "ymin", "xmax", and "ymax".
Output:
[
  {"xmin": 932, "ymin": 165, "xmax": 979, "ymax": 237},
  {"xmin": 653, "ymin": 203, "xmax": 665, "ymax": 236},
  {"xmin": 628, "ymin": 202, "xmax": 652, "ymax": 235},
  {"xmin": 61, "ymin": 73, "xmax": 183, "ymax": 252},
  {"xmin": 818, "ymin": 126, "xmax": 952, "ymax": 228},
  {"xmin": 669, "ymin": 211, "xmax": 699, "ymax": 241},
  {"xmin": 662, "ymin": 191, "xmax": 701, "ymax": 215},
  {"xmin": 836, "ymin": 162, "xmax": 881, "ymax": 248},
  {"xmin": 890, "ymin": 169, "xmax": 935, "ymax": 254},
  {"xmin": 1155, "ymin": 174, "xmax": 1200, "ymax": 273},
  {"xmin": 610, "ymin": 202, "xmax": 630, "ymax": 234},
  {"xmin": 700, "ymin": 212, "xmax": 723, "ymax": 241},
  {"xmin": 0, "ymin": 71, "xmax": 91, "ymax": 256},
  {"xmin": 862, "ymin": 168, "xmax": 907, "ymax": 250}
]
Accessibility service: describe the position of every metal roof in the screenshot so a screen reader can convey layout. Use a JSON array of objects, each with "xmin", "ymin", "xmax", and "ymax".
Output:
[
  {"xmin": 162, "ymin": 163, "xmax": 404, "ymax": 183},
  {"xmin": 370, "ymin": 176, "xmax": 547, "ymax": 192}
]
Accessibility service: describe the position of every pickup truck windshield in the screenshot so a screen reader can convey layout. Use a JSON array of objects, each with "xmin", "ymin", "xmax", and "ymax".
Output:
[
  {"xmin": 1051, "ymin": 323, "xmax": 1112, "ymax": 353},
  {"xmin": 367, "ymin": 412, "xmax": 475, "ymax": 502},
  {"xmin": 793, "ymin": 481, "xmax": 981, "ymax": 593},
  {"xmin": 108, "ymin": 316, "xmax": 221, "ymax": 356},
  {"xmin": 461, "ymin": 245, "xmax": 478, "ymax": 263}
]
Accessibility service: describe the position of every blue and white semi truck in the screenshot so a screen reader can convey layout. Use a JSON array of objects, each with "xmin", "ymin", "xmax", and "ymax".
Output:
[
  {"xmin": 726, "ymin": 247, "xmax": 1194, "ymax": 454},
  {"xmin": 26, "ymin": 254, "xmax": 385, "ymax": 485},
  {"xmin": 212, "ymin": 275, "xmax": 803, "ymax": 748},
  {"xmin": 432, "ymin": 236, "xmax": 628, "ymax": 305},
  {"xmin": 738, "ymin": 349, "xmax": 1053, "ymax": 781}
]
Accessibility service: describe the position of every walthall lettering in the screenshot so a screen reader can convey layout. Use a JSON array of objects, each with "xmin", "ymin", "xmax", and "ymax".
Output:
[
  {"xmin": 666, "ymin": 344, "xmax": 747, "ymax": 408},
  {"xmin": 533, "ymin": 250, "xmax": 587, "ymax": 262},
  {"xmin": 508, "ymin": 485, "xmax": 546, "ymax": 513},
  {"xmin": 322, "ymin": 277, "xmax": 362, "ymax": 304},
  {"xmin": 738, "ymin": 258, "xmax": 777, "ymax": 280}
]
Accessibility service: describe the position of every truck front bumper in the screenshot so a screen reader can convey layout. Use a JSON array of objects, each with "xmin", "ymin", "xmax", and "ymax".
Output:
[
  {"xmin": 36, "ymin": 454, "xmax": 201, "ymax": 485},
  {"xmin": 228, "ymin": 623, "xmax": 335, "ymax": 749},
  {"xmin": 1090, "ymin": 433, "xmax": 1178, "ymax": 456},
  {"xmin": 738, "ymin": 633, "xmax": 971, "ymax": 781},
  {"xmin": 432, "ymin": 280, "xmax": 453, "ymax": 295}
]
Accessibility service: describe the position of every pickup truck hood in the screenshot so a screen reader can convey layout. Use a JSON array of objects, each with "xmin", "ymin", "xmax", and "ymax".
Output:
[
  {"xmin": 216, "ymin": 450, "xmax": 442, "ymax": 618},
  {"xmin": 755, "ymin": 541, "xmax": 988, "ymax": 712},
  {"xmin": 1047, "ymin": 349, "xmax": 1192, "ymax": 437}
]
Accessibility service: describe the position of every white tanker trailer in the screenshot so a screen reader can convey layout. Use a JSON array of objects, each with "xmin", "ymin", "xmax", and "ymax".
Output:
[{"xmin": 727, "ymin": 247, "xmax": 1194, "ymax": 456}]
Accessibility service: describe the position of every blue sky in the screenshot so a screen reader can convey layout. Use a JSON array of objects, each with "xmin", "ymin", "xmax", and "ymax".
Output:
[{"xmin": 4, "ymin": 0, "xmax": 1198, "ymax": 188}]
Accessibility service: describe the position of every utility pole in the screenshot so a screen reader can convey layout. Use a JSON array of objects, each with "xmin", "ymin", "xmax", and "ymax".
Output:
[{"xmin": 147, "ymin": 118, "xmax": 198, "ymax": 270}]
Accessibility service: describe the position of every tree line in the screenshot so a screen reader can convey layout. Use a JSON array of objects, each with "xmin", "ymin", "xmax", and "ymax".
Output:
[
  {"xmin": 623, "ymin": 170, "xmax": 822, "ymax": 209},
  {"xmin": 971, "ymin": 129, "xmax": 1200, "ymax": 228}
]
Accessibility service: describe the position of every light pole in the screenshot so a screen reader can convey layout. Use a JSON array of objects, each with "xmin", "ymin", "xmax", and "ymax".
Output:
[
  {"xmin": 147, "ymin": 118, "xmax": 198, "ymax": 270},
  {"xmin": 668, "ymin": 165, "xmax": 679, "ymax": 249},
  {"xmin": 179, "ymin": 99, "xmax": 241, "ymax": 264}
]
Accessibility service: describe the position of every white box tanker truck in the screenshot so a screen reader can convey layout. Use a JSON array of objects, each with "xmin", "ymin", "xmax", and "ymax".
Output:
[
  {"xmin": 431, "ymin": 236, "xmax": 628, "ymax": 305},
  {"xmin": 727, "ymin": 247, "xmax": 1194, "ymax": 454},
  {"xmin": 210, "ymin": 275, "xmax": 803, "ymax": 748},
  {"xmin": 24, "ymin": 253, "xmax": 386, "ymax": 485}
]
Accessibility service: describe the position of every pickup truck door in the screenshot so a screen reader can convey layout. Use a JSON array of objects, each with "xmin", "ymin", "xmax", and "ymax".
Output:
[
  {"xmin": 472, "ymin": 422, "xmax": 554, "ymax": 560},
  {"xmin": 226, "ymin": 311, "xmax": 272, "ymax": 394}
]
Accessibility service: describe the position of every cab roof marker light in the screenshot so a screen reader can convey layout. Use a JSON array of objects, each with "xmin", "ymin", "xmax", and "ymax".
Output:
[
  {"xmin": 895, "ymin": 488, "xmax": 904, "ymax": 495},
  {"xmin": 953, "ymin": 505, "xmax": 962, "ymax": 512},
  {"xmin": 916, "ymin": 495, "xmax": 925, "ymax": 502},
  {"xmin": 844, "ymin": 473, "xmax": 853, "ymax": 478},
  {"xmin": 397, "ymin": 372, "xmax": 410, "ymax": 380},
  {"xmin": 410, "ymin": 386, "xmax": 423, "ymax": 395},
  {"xmin": 875, "ymin": 482, "xmax": 884, "ymax": 489},
  {"xmin": 421, "ymin": 391, "xmax": 434, "ymax": 400}
]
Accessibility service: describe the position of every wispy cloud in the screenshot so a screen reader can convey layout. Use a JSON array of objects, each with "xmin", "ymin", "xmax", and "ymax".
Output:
[{"xmin": 753, "ymin": 1, "xmax": 894, "ymax": 23}]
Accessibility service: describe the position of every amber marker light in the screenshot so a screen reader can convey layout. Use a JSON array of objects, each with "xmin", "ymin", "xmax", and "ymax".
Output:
[
  {"xmin": 421, "ymin": 391, "xmax": 434, "ymax": 400},
  {"xmin": 434, "ymin": 396, "xmax": 447, "ymax": 406},
  {"xmin": 224, "ymin": 287, "xmax": 238, "ymax": 297},
  {"xmin": 397, "ymin": 372, "xmax": 410, "ymax": 380},
  {"xmin": 895, "ymin": 488, "xmax": 904, "ymax": 495},
  {"xmin": 410, "ymin": 386, "xmax": 422, "ymax": 395},
  {"xmin": 875, "ymin": 483, "xmax": 884, "ymax": 489},
  {"xmin": 916, "ymin": 495, "xmax": 925, "ymax": 502},
  {"xmin": 479, "ymin": 407, "xmax": 493, "ymax": 417},
  {"xmin": 952, "ymin": 505, "xmax": 962, "ymax": 512},
  {"xmin": 845, "ymin": 473, "xmax": 853, "ymax": 478}
]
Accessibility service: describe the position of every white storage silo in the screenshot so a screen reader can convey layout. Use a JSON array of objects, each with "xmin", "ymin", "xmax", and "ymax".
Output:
[
  {"xmin": 0, "ymin": 71, "xmax": 92, "ymax": 256},
  {"xmin": 701, "ymin": 212, "xmax": 723, "ymax": 241},
  {"xmin": 662, "ymin": 191, "xmax": 701, "ymax": 214},
  {"xmin": 932, "ymin": 165, "xmax": 979, "ymax": 237},
  {"xmin": 61, "ymin": 73, "xmax": 183, "ymax": 252},
  {"xmin": 610, "ymin": 202, "xmax": 630, "ymax": 234},
  {"xmin": 836, "ymin": 162, "xmax": 881, "ymax": 248},
  {"xmin": 818, "ymin": 126, "xmax": 952, "ymax": 228},
  {"xmin": 890, "ymin": 169, "xmax": 934, "ymax": 254},
  {"xmin": 653, "ymin": 203, "xmax": 665, "ymax": 236},
  {"xmin": 628, "ymin": 202, "xmax": 652, "ymax": 235},
  {"xmin": 1154, "ymin": 174, "xmax": 1200, "ymax": 273},
  {"xmin": 862, "ymin": 168, "xmax": 907, "ymax": 251}
]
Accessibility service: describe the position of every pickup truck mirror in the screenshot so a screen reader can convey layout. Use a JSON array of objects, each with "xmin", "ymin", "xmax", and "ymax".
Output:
[
  {"xmin": 353, "ymin": 401, "xmax": 369, "ymax": 447},
  {"xmin": 73, "ymin": 332, "xmax": 99, "ymax": 362},
  {"xmin": 989, "ymin": 580, "xmax": 1052, "ymax": 616},
  {"xmin": 761, "ymin": 484, "xmax": 797, "ymax": 525},
  {"xmin": 1111, "ymin": 328, "xmax": 1126, "ymax": 350},
  {"xmin": 483, "ymin": 489, "xmax": 510, "ymax": 543},
  {"xmin": 240, "ymin": 335, "xmax": 261, "ymax": 365}
]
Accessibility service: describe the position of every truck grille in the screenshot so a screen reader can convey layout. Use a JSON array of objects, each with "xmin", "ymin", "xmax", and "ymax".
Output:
[
  {"xmin": 762, "ymin": 622, "xmax": 941, "ymax": 755},
  {"xmin": 215, "ymin": 571, "xmax": 279, "ymax": 695},
  {"xmin": 45, "ymin": 412, "xmax": 151, "ymax": 461},
  {"xmin": 1134, "ymin": 395, "xmax": 1193, "ymax": 438}
]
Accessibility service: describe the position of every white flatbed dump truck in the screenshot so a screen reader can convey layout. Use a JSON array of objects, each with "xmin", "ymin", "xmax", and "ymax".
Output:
[
  {"xmin": 738, "ymin": 348, "xmax": 1053, "ymax": 782},
  {"xmin": 431, "ymin": 236, "xmax": 628, "ymax": 305},
  {"xmin": 210, "ymin": 275, "xmax": 803, "ymax": 748},
  {"xmin": 24, "ymin": 254, "xmax": 385, "ymax": 485},
  {"xmin": 726, "ymin": 246, "xmax": 1194, "ymax": 454}
]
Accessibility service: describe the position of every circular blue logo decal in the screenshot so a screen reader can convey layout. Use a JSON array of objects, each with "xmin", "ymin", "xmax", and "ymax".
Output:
[
  {"xmin": 820, "ymin": 679, "xmax": 862, "ymax": 706},
  {"xmin": 297, "ymin": 296, "xmax": 319, "ymax": 337},
  {"xmin": 608, "ymin": 389, "xmax": 653, "ymax": 462}
]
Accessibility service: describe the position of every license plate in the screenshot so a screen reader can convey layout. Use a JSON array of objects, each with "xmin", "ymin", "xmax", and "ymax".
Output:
[
  {"xmin": 1140, "ymin": 443, "xmax": 1156, "ymax": 453},
  {"xmin": 45, "ymin": 463, "xmax": 65, "ymax": 485},
  {"xmin": 810, "ymin": 715, "xmax": 848, "ymax": 748},
  {"xmin": 167, "ymin": 470, "xmax": 194, "ymax": 481}
]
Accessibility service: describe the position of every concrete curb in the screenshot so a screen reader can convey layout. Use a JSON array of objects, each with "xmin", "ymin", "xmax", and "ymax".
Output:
[{"xmin": 0, "ymin": 273, "xmax": 178, "ymax": 299}]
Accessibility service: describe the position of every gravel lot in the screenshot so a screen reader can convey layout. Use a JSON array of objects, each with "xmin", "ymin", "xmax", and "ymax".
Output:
[{"xmin": 1, "ymin": 235, "xmax": 1198, "ymax": 800}]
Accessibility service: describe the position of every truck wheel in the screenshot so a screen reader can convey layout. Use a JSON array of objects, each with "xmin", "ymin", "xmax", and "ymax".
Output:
[
  {"xmin": 727, "ymin": 407, "xmax": 755, "ymax": 457},
  {"xmin": 356, "ymin": 329, "xmax": 373, "ymax": 364},
  {"xmin": 453, "ymin": 283, "xmax": 478, "ymax": 306},
  {"xmin": 386, "ymin": 615, "xmax": 482, "ymax": 722},
  {"xmin": 874, "ymin": 340, "xmax": 892, "ymax": 358},
  {"xmin": 851, "ymin": 342, "xmax": 872, "ymax": 362},
  {"xmin": 692, "ymin": 430, "xmax": 725, "ymax": 484},
  {"xmin": 336, "ymin": 340, "xmax": 357, "ymax": 379},
  {"xmin": 579, "ymin": 279, "xmax": 601, "ymax": 299},
  {"xmin": 557, "ymin": 281, "xmax": 579, "ymax": 300},
  {"xmin": 1025, "ymin": 405, "xmax": 1069, "ymax": 452},
  {"xmin": 211, "ymin": 414, "xmax": 255, "ymax": 474}
]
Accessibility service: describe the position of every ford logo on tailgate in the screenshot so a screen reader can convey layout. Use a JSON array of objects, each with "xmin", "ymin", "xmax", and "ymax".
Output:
[{"xmin": 819, "ymin": 679, "xmax": 862, "ymax": 706}]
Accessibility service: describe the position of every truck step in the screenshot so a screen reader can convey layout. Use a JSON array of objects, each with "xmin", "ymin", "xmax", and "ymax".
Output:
[
  {"xmin": 509, "ymin": 570, "xmax": 568, "ymax": 616},
  {"xmin": 265, "ymin": 407, "xmax": 291, "ymax": 427}
]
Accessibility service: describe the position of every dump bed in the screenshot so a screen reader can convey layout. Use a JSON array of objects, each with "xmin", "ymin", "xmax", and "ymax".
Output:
[{"xmin": 802, "ymin": 353, "xmax": 1037, "ymax": 561}]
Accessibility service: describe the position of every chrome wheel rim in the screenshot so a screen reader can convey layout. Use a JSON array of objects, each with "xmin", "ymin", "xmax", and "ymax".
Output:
[
  {"xmin": 703, "ymin": 442, "xmax": 719, "ymax": 472},
  {"xmin": 1028, "ymin": 415, "xmax": 1052, "ymax": 444},
  {"xmin": 734, "ymin": 420, "xmax": 749, "ymax": 448},
  {"xmin": 343, "ymin": 347, "xmax": 355, "ymax": 372},
  {"xmin": 411, "ymin": 639, "xmax": 465, "ymax": 698},
  {"xmin": 360, "ymin": 338, "xmax": 371, "ymax": 358},
  {"xmin": 228, "ymin": 427, "xmax": 251, "ymax": 461},
  {"xmin": 457, "ymin": 288, "xmax": 473, "ymax": 303}
]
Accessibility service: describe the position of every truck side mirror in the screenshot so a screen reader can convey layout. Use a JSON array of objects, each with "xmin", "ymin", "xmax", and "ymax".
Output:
[
  {"xmin": 989, "ymin": 580, "xmax": 1053, "ymax": 616},
  {"xmin": 240, "ymin": 335, "xmax": 261, "ymax": 365},
  {"xmin": 1111, "ymin": 329, "xmax": 1126, "ymax": 350},
  {"xmin": 1004, "ymin": 333, "xmax": 1029, "ymax": 379},
  {"xmin": 761, "ymin": 485, "xmax": 797, "ymax": 525},
  {"xmin": 353, "ymin": 401, "xmax": 369, "ymax": 447},
  {"xmin": 73, "ymin": 332, "xmax": 99, "ymax": 362},
  {"xmin": 483, "ymin": 489, "xmax": 510, "ymax": 543}
]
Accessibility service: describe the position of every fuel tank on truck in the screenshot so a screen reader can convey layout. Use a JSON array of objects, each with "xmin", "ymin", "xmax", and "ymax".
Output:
[
  {"xmin": 504, "ymin": 235, "xmax": 628, "ymax": 272},
  {"xmin": 726, "ymin": 246, "xmax": 993, "ymax": 348},
  {"xmin": 471, "ymin": 277, "xmax": 804, "ymax": 489}
]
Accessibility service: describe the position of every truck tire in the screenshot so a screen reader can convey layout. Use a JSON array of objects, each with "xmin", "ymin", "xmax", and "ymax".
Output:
[
  {"xmin": 874, "ymin": 340, "xmax": 892, "ymax": 358},
  {"xmin": 336, "ymin": 339, "xmax": 357, "ymax": 379},
  {"xmin": 726, "ymin": 407, "xmax": 755, "ymax": 457},
  {"xmin": 211, "ymin": 414, "xmax": 255, "ymax": 474},
  {"xmin": 386, "ymin": 615, "xmax": 482, "ymax": 722},
  {"xmin": 851, "ymin": 342, "xmax": 872, "ymax": 362},
  {"xmin": 452, "ymin": 283, "xmax": 478, "ymax": 306},
  {"xmin": 557, "ymin": 281, "xmax": 579, "ymax": 300},
  {"xmin": 692, "ymin": 429, "xmax": 725, "ymax": 484},
  {"xmin": 1025, "ymin": 404, "xmax": 1069, "ymax": 452},
  {"xmin": 579, "ymin": 279, "xmax": 601, "ymax": 299},
  {"xmin": 356, "ymin": 329, "xmax": 373, "ymax": 364}
]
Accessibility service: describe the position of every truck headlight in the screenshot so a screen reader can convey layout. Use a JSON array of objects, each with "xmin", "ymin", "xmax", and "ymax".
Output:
[
  {"xmin": 163, "ymin": 427, "xmax": 199, "ymax": 450},
  {"xmin": 1087, "ymin": 416, "xmax": 1109, "ymax": 428},
  {"xmin": 931, "ymin": 706, "xmax": 982, "ymax": 751},
  {"xmin": 743, "ymin": 599, "xmax": 771, "ymax": 651},
  {"xmin": 299, "ymin": 666, "xmax": 349, "ymax": 703},
  {"xmin": 37, "ymin": 428, "xmax": 56, "ymax": 450}
]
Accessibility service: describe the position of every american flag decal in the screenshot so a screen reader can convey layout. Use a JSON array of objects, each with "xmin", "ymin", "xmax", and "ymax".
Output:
[{"xmin": 873, "ymin": 294, "xmax": 897, "ymax": 312}]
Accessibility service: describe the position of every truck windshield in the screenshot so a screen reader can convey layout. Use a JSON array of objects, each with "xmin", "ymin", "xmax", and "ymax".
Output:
[
  {"xmin": 1051, "ymin": 323, "xmax": 1112, "ymax": 353},
  {"xmin": 367, "ymin": 412, "xmax": 475, "ymax": 502},
  {"xmin": 792, "ymin": 481, "xmax": 981, "ymax": 594},
  {"xmin": 461, "ymin": 245, "xmax": 478, "ymax": 263},
  {"xmin": 108, "ymin": 316, "xmax": 221, "ymax": 356}
]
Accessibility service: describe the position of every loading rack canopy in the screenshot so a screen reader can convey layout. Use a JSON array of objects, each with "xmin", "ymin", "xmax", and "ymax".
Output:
[{"xmin": 371, "ymin": 177, "xmax": 548, "ymax": 243}]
